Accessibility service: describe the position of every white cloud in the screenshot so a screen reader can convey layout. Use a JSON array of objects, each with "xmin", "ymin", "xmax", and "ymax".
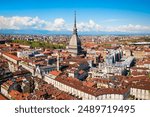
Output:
[
  {"xmin": 105, "ymin": 24, "xmax": 150, "ymax": 32},
  {"xmin": 0, "ymin": 16, "xmax": 46, "ymax": 30},
  {"xmin": 54, "ymin": 18, "xmax": 65, "ymax": 27},
  {"xmin": 0, "ymin": 16, "xmax": 19, "ymax": 29},
  {"xmin": 44, "ymin": 18, "xmax": 65, "ymax": 31},
  {"xmin": 0, "ymin": 16, "xmax": 150, "ymax": 33},
  {"xmin": 77, "ymin": 20, "xmax": 102, "ymax": 32}
]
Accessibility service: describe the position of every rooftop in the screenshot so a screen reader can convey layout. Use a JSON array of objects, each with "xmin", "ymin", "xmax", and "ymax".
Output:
[
  {"xmin": 3, "ymin": 52, "xmax": 21, "ymax": 61},
  {"xmin": 0, "ymin": 94, "xmax": 7, "ymax": 100},
  {"xmin": 49, "ymin": 70, "xmax": 62, "ymax": 76},
  {"xmin": 55, "ymin": 77, "xmax": 129, "ymax": 97}
]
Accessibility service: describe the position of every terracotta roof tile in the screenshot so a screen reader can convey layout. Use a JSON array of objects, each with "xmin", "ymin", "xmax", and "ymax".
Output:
[
  {"xmin": 0, "ymin": 94, "xmax": 7, "ymax": 100},
  {"xmin": 49, "ymin": 70, "xmax": 62, "ymax": 76},
  {"xmin": 3, "ymin": 52, "xmax": 21, "ymax": 61}
]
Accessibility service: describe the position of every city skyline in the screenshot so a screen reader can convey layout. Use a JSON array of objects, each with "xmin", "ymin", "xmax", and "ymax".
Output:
[{"xmin": 0, "ymin": 0, "xmax": 150, "ymax": 34}]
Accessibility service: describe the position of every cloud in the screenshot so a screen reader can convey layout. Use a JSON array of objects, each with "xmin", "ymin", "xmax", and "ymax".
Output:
[
  {"xmin": 44, "ymin": 18, "xmax": 65, "ymax": 31},
  {"xmin": 77, "ymin": 20, "xmax": 102, "ymax": 32},
  {"xmin": 0, "ymin": 16, "xmax": 150, "ymax": 33},
  {"xmin": 76, "ymin": 21, "xmax": 150, "ymax": 33},
  {"xmin": 0, "ymin": 16, "xmax": 46, "ymax": 30},
  {"xmin": 0, "ymin": 16, "xmax": 65, "ymax": 31},
  {"xmin": 54, "ymin": 18, "xmax": 65, "ymax": 27},
  {"xmin": 105, "ymin": 24, "xmax": 150, "ymax": 32}
]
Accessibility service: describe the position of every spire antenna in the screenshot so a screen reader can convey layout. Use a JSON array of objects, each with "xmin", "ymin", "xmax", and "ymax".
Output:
[
  {"xmin": 74, "ymin": 11, "xmax": 76, "ymax": 28},
  {"xmin": 73, "ymin": 11, "xmax": 77, "ymax": 34}
]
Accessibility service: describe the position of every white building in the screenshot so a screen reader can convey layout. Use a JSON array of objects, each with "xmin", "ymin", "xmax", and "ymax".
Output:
[
  {"xmin": 130, "ymin": 87, "xmax": 150, "ymax": 100},
  {"xmin": 17, "ymin": 50, "xmax": 37, "ymax": 58},
  {"xmin": 44, "ymin": 75, "xmax": 129, "ymax": 100}
]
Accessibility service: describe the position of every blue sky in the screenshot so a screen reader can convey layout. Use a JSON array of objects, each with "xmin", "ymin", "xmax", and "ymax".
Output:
[{"xmin": 0, "ymin": 0, "xmax": 150, "ymax": 33}]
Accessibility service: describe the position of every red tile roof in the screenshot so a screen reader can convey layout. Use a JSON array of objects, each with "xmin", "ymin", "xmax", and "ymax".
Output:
[
  {"xmin": 30, "ymin": 81, "xmax": 77, "ymax": 100},
  {"xmin": 55, "ymin": 77, "xmax": 129, "ymax": 96},
  {"xmin": 145, "ymin": 50, "xmax": 150, "ymax": 52},
  {"xmin": 0, "ymin": 94, "xmax": 7, "ymax": 100},
  {"xmin": 83, "ymin": 81, "xmax": 96, "ymax": 87},
  {"xmin": 49, "ymin": 70, "xmax": 62, "ymax": 76},
  {"xmin": 3, "ymin": 52, "xmax": 21, "ymax": 61},
  {"xmin": 9, "ymin": 90, "xmax": 29, "ymax": 100}
]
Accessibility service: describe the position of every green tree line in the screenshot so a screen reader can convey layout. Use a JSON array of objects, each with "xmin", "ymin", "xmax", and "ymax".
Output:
[{"xmin": 12, "ymin": 40, "xmax": 66, "ymax": 49}]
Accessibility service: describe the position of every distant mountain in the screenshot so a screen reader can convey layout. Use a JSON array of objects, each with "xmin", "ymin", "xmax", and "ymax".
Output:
[
  {"xmin": 0, "ymin": 29, "xmax": 150, "ymax": 36},
  {"xmin": 0, "ymin": 29, "xmax": 71, "ymax": 35}
]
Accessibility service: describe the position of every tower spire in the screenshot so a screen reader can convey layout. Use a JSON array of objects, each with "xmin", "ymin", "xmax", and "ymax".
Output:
[
  {"xmin": 68, "ymin": 11, "xmax": 82, "ymax": 55},
  {"xmin": 74, "ymin": 11, "xmax": 76, "ymax": 29},
  {"xmin": 73, "ymin": 11, "xmax": 77, "ymax": 34}
]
